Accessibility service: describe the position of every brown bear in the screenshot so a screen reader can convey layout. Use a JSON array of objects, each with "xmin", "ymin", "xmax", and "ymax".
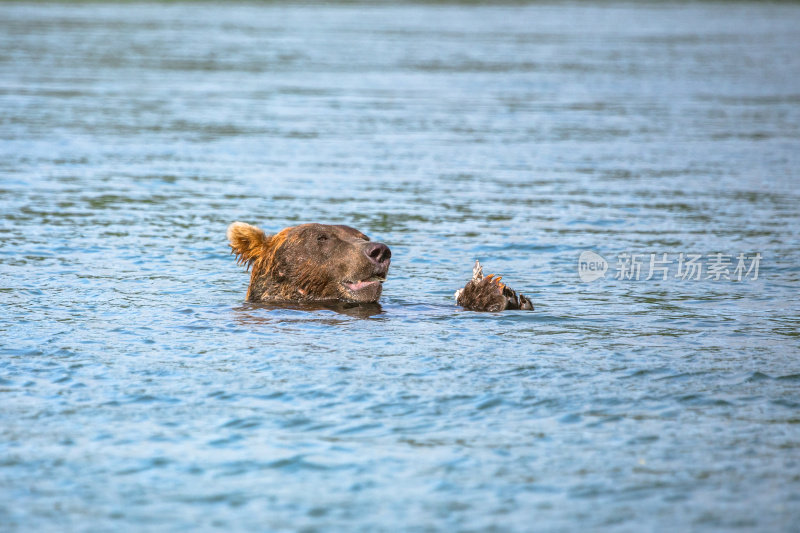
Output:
[
  {"xmin": 228, "ymin": 222, "xmax": 532, "ymax": 312},
  {"xmin": 227, "ymin": 222, "xmax": 390, "ymax": 303}
]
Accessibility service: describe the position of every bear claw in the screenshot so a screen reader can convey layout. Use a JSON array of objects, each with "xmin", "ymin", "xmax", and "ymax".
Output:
[{"xmin": 455, "ymin": 260, "xmax": 533, "ymax": 312}]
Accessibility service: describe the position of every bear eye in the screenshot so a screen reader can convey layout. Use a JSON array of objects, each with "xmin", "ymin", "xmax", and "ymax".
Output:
[{"xmin": 317, "ymin": 234, "xmax": 328, "ymax": 242}]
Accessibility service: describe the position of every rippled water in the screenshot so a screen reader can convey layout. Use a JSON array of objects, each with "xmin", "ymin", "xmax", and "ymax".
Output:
[{"xmin": 2, "ymin": 2, "xmax": 799, "ymax": 531}]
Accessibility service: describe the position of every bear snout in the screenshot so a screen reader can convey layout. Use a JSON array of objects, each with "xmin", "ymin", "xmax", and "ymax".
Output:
[{"xmin": 363, "ymin": 242, "xmax": 391, "ymax": 269}]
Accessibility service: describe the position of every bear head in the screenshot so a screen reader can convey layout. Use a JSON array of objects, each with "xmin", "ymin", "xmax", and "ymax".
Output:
[{"xmin": 227, "ymin": 222, "xmax": 391, "ymax": 303}]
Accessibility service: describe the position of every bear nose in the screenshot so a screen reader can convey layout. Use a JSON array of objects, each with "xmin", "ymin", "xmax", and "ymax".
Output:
[{"xmin": 364, "ymin": 242, "xmax": 391, "ymax": 265}]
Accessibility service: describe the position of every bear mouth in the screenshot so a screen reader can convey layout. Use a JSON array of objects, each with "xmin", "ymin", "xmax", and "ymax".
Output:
[{"xmin": 341, "ymin": 275, "xmax": 385, "ymax": 293}]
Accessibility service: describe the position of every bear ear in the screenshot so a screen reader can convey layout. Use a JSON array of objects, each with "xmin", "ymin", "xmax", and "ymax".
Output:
[{"xmin": 227, "ymin": 222, "xmax": 269, "ymax": 269}]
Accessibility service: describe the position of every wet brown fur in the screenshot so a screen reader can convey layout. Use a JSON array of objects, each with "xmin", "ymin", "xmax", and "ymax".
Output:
[
  {"xmin": 228, "ymin": 222, "xmax": 388, "ymax": 303},
  {"xmin": 456, "ymin": 263, "xmax": 533, "ymax": 312}
]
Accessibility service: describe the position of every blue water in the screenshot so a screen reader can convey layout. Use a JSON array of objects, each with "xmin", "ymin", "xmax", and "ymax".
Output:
[{"xmin": 1, "ymin": 2, "xmax": 799, "ymax": 531}]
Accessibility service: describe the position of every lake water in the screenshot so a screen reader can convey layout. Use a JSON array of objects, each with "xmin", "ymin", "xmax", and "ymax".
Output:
[{"xmin": 1, "ymin": 1, "xmax": 799, "ymax": 531}]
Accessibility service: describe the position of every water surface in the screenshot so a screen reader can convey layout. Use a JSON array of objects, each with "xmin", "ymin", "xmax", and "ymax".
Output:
[{"xmin": 1, "ymin": 2, "xmax": 799, "ymax": 531}]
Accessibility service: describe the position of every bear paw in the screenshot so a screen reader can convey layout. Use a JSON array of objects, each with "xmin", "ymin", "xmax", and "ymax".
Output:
[{"xmin": 455, "ymin": 261, "xmax": 533, "ymax": 312}]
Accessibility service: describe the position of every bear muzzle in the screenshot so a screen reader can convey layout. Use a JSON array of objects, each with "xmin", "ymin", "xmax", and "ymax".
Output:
[{"xmin": 339, "ymin": 241, "xmax": 391, "ymax": 302}]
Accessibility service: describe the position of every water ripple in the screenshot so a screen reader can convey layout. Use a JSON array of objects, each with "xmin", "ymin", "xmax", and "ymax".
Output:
[{"xmin": 1, "ymin": 2, "xmax": 799, "ymax": 532}]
